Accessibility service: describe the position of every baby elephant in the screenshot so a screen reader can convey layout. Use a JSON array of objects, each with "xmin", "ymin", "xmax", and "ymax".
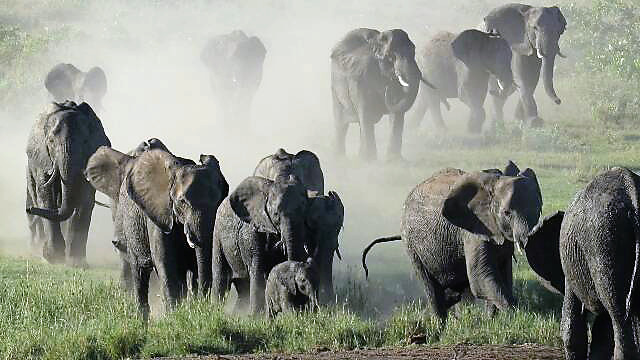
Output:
[{"xmin": 265, "ymin": 260, "xmax": 319, "ymax": 318}]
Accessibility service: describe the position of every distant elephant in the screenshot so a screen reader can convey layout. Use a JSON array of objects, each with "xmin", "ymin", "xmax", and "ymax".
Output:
[
  {"xmin": 331, "ymin": 28, "xmax": 433, "ymax": 161},
  {"xmin": 265, "ymin": 260, "xmax": 319, "ymax": 318},
  {"xmin": 484, "ymin": 4, "xmax": 567, "ymax": 128},
  {"xmin": 362, "ymin": 161, "xmax": 543, "ymax": 320},
  {"xmin": 526, "ymin": 167, "xmax": 640, "ymax": 359},
  {"xmin": 201, "ymin": 30, "xmax": 266, "ymax": 125},
  {"xmin": 212, "ymin": 176, "xmax": 344, "ymax": 313},
  {"xmin": 85, "ymin": 138, "xmax": 195, "ymax": 291},
  {"xmin": 408, "ymin": 30, "xmax": 514, "ymax": 133},
  {"xmin": 26, "ymin": 101, "xmax": 110, "ymax": 266},
  {"xmin": 45, "ymin": 63, "xmax": 107, "ymax": 112},
  {"xmin": 87, "ymin": 149, "xmax": 228, "ymax": 320},
  {"xmin": 254, "ymin": 148, "xmax": 324, "ymax": 196}
]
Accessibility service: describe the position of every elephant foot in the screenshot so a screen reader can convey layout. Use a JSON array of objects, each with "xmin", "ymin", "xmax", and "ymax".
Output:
[
  {"xmin": 359, "ymin": 151, "xmax": 377, "ymax": 162},
  {"xmin": 467, "ymin": 120, "xmax": 483, "ymax": 134},
  {"xmin": 528, "ymin": 116, "xmax": 544, "ymax": 128},
  {"xmin": 42, "ymin": 246, "xmax": 65, "ymax": 264},
  {"xmin": 66, "ymin": 256, "xmax": 89, "ymax": 269},
  {"xmin": 385, "ymin": 152, "xmax": 407, "ymax": 164}
]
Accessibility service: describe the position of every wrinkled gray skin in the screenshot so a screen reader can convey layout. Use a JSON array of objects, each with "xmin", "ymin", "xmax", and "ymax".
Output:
[
  {"xmin": 484, "ymin": 4, "xmax": 567, "ymax": 128},
  {"xmin": 253, "ymin": 148, "xmax": 343, "ymax": 304},
  {"xmin": 408, "ymin": 30, "xmax": 513, "ymax": 134},
  {"xmin": 201, "ymin": 30, "xmax": 266, "ymax": 125},
  {"xmin": 45, "ymin": 63, "xmax": 107, "ymax": 112},
  {"xmin": 331, "ymin": 28, "xmax": 429, "ymax": 161},
  {"xmin": 254, "ymin": 148, "xmax": 324, "ymax": 196},
  {"xmin": 362, "ymin": 161, "xmax": 543, "ymax": 321},
  {"xmin": 526, "ymin": 167, "xmax": 640, "ymax": 360},
  {"xmin": 212, "ymin": 175, "xmax": 344, "ymax": 314},
  {"xmin": 85, "ymin": 138, "xmax": 195, "ymax": 291},
  {"xmin": 86, "ymin": 148, "xmax": 228, "ymax": 321},
  {"xmin": 26, "ymin": 101, "xmax": 110, "ymax": 266},
  {"xmin": 265, "ymin": 260, "xmax": 319, "ymax": 318}
]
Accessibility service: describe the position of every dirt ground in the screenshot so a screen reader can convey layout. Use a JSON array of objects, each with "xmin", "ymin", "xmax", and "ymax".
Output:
[{"xmin": 154, "ymin": 344, "xmax": 563, "ymax": 360}]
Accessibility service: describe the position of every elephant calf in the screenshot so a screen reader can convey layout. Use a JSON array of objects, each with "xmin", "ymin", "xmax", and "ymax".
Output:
[
  {"xmin": 265, "ymin": 260, "xmax": 319, "ymax": 318},
  {"xmin": 362, "ymin": 161, "xmax": 543, "ymax": 321}
]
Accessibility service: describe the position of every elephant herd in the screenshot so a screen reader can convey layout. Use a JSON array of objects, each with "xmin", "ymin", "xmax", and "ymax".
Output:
[{"xmin": 23, "ymin": 2, "xmax": 640, "ymax": 359}]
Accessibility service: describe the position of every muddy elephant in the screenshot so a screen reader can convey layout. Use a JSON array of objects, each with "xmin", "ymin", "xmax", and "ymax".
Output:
[
  {"xmin": 265, "ymin": 260, "xmax": 319, "ymax": 318},
  {"xmin": 201, "ymin": 30, "xmax": 266, "ymax": 126},
  {"xmin": 484, "ymin": 4, "xmax": 567, "ymax": 128},
  {"xmin": 26, "ymin": 101, "xmax": 110, "ymax": 266},
  {"xmin": 87, "ymin": 149, "xmax": 228, "ymax": 320},
  {"xmin": 362, "ymin": 161, "xmax": 543, "ymax": 320},
  {"xmin": 254, "ymin": 148, "xmax": 324, "ymax": 196},
  {"xmin": 331, "ymin": 28, "xmax": 433, "ymax": 161},
  {"xmin": 526, "ymin": 167, "xmax": 640, "ymax": 359},
  {"xmin": 45, "ymin": 63, "xmax": 107, "ymax": 112},
  {"xmin": 212, "ymin": 175, "xmax": 343, "ymax": 313},
  {"xmin": 408, "ymin": 30, "xmax": 513, "ymax": 133}
]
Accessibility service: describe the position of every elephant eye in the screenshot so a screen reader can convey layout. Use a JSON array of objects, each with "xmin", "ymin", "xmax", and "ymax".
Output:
[{"xmin": 503, "ymin": 209, "xmax": 512, "ymax": 217}]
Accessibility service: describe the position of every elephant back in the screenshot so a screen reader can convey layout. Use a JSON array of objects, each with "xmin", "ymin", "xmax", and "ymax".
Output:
[{"xmin": 405, "ymin": 168, "xmax": 465, "ymax": 210}]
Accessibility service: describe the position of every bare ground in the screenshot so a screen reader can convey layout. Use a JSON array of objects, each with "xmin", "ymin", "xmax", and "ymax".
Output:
[{"xmin": 154, "ymin": 344, "xmax": 563, "ymax": 360}]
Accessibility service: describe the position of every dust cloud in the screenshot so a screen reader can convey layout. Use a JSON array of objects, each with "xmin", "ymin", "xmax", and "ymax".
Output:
[{"xmin": 0, "ymin": 0, "xmax": 553, "ymax": 310}]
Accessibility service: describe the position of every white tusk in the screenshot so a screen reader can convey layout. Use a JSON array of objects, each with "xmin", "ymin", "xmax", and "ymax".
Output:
[
  {"xmin": 397, "ymin": 74, "xmax": 409, "ymax": 87},
  {"xmin": 498, "ymin": 80, "xmax": 505, "ymax": 91},
  {"xmin": 185, "ymin": 229, "xmax": 196, "ymax": 249},
  {"xmin": 536, "ymin": 48, "xmax": 544, "ymax": 59},
  {"xmin": 515, "ymin": 241, "xmax": 524, "ymax": 255}
]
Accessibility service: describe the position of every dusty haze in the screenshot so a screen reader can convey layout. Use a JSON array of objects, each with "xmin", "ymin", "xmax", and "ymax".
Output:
[{"xmin": 0, "ymin": 0, "xmax": 560, "ymax": 310}]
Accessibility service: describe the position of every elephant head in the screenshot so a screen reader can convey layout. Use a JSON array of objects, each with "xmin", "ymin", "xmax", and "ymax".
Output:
[
  {"xmin": 305, "ymin": 191, "xmax": 344, "ymax": 304},
  {"xmin": 126, "ymin": 150, "xmax": 228, "ymax": 294},
  {"xmin": 230, "ymin": 175, "xmax": 310, "ymax": 261},
  {"xmin": 524, "ymin": 211, "xmax": 565, "ymax": 294},
  {"xmin": 254, "ymin": 148, "xmax": 324, "ymax": 196},
  {"xmin": 372, "ymin": 29, "xmax": 423, "ymax": 113},
  {"xmin": 484, "ymin": 5, "xmax": 566, "ymax": 104},
  {"xmin": 442, "ymin": 161, "xmax": 543, "ymax": 249},
  {"xmin": 451, "ymin": 29, "xmax": 514, "ymax": 97},
  {"xmin": 45, "ymin": 64, "xmax": 107, "ymax": 111},
  {"xmin": 27, "ymin": 101, "xmax": 110, "ymax": 222}
]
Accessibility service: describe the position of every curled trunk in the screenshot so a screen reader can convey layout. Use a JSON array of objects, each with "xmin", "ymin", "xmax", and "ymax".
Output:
[
  {"xmin": 541, "ymin": 55, "xmax": 561, "ymax": 105},
  {"xmin": 384, "ymin": 58, "xmax": 421, "ymax": 113},
  {"xmin": 281, "ymin": 220, "xmax": 306, "ymax": 262}
]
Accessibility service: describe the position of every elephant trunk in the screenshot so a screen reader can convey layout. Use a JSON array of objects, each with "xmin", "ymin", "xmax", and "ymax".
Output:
[
  {"xmin": 384, "ymin": 57, "xmax": 420, "ymax": 114},
  {"xmin": 541, "ymin": 55, "xmax": 561, "ymax": 105},
  {"xmin": 281, "ymin": 220, "xmax": 306, "ymax": 261},
  {"xmin": 191, "ymin": 216, "xmax": 214, "ymax": 296},
  {"xmin": 316, "ymin": 248, "xmax": 336, "ymax": 305}
]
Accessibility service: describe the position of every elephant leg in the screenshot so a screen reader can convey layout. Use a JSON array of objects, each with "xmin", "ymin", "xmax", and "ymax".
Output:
[
  {"xmin": 26, "ymin": 174, "xmax": 44, "ymax": 256},
  {"xmin": 387, "ymin": 112, "xmax": 405, "ymax": 160},
  {"xmin": 120, "ymin": 254, "xmax": 134, "ymax": 293},
  {"xmin": 464, "ymin": 239, "xmax": 515, "ymax": 310},
  {"xmin": 132, "ymin": 262, "xmax": 151, "ymax": 323},
  {"xmin": 152, "ymin": 234, "xmax": 183, "ymax": 311},
  {"xmin": 515, "ymin": 99, "xmax": 525, "ymax": 122},
  {"xmin": 233, "ymin": 278, "xmax": 251, "ymax": 312},
  {"xmin": 358, "ymin": 111, "xmax": 378, "ymax": 161},
  {"xmin": 212, "ymin": 239, "xmax": 231, "ymax": 302},
  {"xmin": 406, "ymin": 88, "xmax": 428, "ymax": 129},
  {"xmin": 36, "ymin": 181, "xmax": 65, "ymax": 263},
  {"xmin": 65, "ymin": 192, "xmax": 95, "ymax": 267},
  {"xmin": 467, "ymin": 104, "xmax": 486, "ymax": 134},
  {"xmin": 488, "ymin": 78, "xmax": 506, "ymax": 131},
  {"xmin": 561, "ymin": 288, "xmax": 588, "ymax": 360},
  {"xmin": 590, "ymin": 313, "xmax": 614, "ymax": 360},
  {"xmin": 406, "ymin": 248, "xmax": 449, "ymax": 321},
  {"xmin": 484, "ymin": 249, "xmax": 514, "ymax": 316},
  {"xmin": 513, "ymin": 54, "xmax": 542, "ymax": 126},
  {"xmin": 426, "ymin": 91, "xmax": 446, "ymax": 132}
]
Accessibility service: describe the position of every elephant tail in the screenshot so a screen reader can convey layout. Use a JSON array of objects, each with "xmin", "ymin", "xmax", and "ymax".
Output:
[{"xmin": 362, "ymin": 235, "xmax": 401, "ymax": 279}]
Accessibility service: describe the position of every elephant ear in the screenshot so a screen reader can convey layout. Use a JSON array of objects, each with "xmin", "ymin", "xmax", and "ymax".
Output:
[
  {"xmin": 551, "ymin": 6, "xmax": 567, "ymax": 33},
  {"xmin": 525, "ymin": 211, "xmax": 565, "ymax": 294},
  {"xmin": 503, "ymin": 160, "xmax": 520, "ymax": 176},
  {"xmin": 331, "ymin": 28, "xmax": 380, "ymax": 77},
  {"xmin": 451, "ymin": 29, "xmax": 489, "ymax": 69},
  {"xmin": 126, "ymin": 149, "xmax": 179, "ymax": 233},
  {"xmin": 442, "ymin": 173, "xmax": 501, "ymax": 243},
  {"xmin": 229, "ymin": 176, "xmax": 278, "ymax": 233},
  {"xmin": 85, "ymin": 146, "xmax": 132, "ymax": 200},
  {"xmin": 518, "ymin": 168, "xmax": 543, "ymax": 206},
  {"xmin": 294, "ymin": 150, "xmax": 324, "ymax": 195},
  {"xmin": 82, "ymin": 67, "xmax": 107, "ymax": 99},
  {"xmin": 234, "ymin": 36, "xmax": 266, "ymax": 63},
  {"xmin": 484, "ymin": 5, "xmax": 534, "ymax": 56},
  {"xmin": 44, "ymin": 63, "xmax": 78, "ymax": 101}
]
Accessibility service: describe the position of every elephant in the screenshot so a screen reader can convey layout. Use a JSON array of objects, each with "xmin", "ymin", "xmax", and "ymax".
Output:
[
  {"xmin": 200, "ymin": 30, "xmax": 266, "ymax": 125},
  {"xmin": 212, "ymin": 176, "xmax": 344, "ymax": 313},
  {"xmin": 86, "ymin": 148, "xmax": 228, "ymax": 320},
  {"xmin": 525, "ymin": 167, "xmax": 640, "ymax": 359},
  {"xmin": 361, "ymin": 161, "xmax": 543, "ymax": 320},
  {"xmin": 265, "ymin": 260, "xmax": 319, "ymax": 318},
  {"xmin": 26, "ymin": 101, "xmax": 111, "ymax": 266},
  {"xmin": 331, "ymin": 28, "xmax": 433, "ymax": 161},
  {"xmin": 45, "ymin": 63, "xmax": 107, "ymax": 112},
  {"xmin": 408, "ymin": 30, "xmax": 514, "ymax": 134},
  {"xmin": 254, "ymin": 148, "xmax": 324, "ymax": 196},
  {"xmin": 484, "ymin": 4, "xmax": 567, "ymax": 128}
]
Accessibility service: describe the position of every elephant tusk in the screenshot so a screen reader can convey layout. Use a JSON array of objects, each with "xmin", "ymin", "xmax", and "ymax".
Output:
[
  {"xmin": 397, "ymin": 74, "xmax": 409, "ymax": 87},
  {"xmin": 335, "ymin": 247, "xmax": 342, "ymax": 261},
  {"xmin": 185, "ymin": 229, "xmax": 199, "ymax": 249},
  {"xmin": 536, "ymin": 48, "xmax": 545, "ymax": 59},
  {"xmin": 515, "ymin": 241, "xmax": 524, "ymax": 255},
  {"xmin": 42, "ymin": 167, "xmax": 59, "ymax": 187},
  {"xmin": 497, "ymin": 80, "xmax": 505, "ymax": 91},
  {"xmin": 420, "ymin": 76, "xmax": 436, "ymax": 89}
]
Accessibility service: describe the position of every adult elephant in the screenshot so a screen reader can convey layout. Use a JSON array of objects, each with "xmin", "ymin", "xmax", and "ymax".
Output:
[
  {"xmin": 484, "ymin": 4, "xmax": 567, "ymax": 128},
  {"xmin": 331, "ymin": 28, "xmax": 432, "ymax": 161},
  {"xmin": 212, "ymin": 175, "xmax": 344, "ymax": 312},
  {"xmin": 45, "ymin": 63, "xmax": 107, "ymax": 112},
  {"xmin": 408, "ymin": 30, "xmax": 514, "ymax": 133},
  {"xmin": 254, "ymin": 148, "xmax": 324, "ymax": 195},
  {"xmin": 26, "ymin": 101, "xmax": 110, "ymax": 266},
  {"xmin": 201, "ymin": 30, "xmax": 266, "ymax": 125},
  {"xmin": 362, "ymin": 162, "xmax": 543, "ymax": 320},
  {"xmin": 526, "ymin": 167, "xmax": 640, "ymax": 359}
]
